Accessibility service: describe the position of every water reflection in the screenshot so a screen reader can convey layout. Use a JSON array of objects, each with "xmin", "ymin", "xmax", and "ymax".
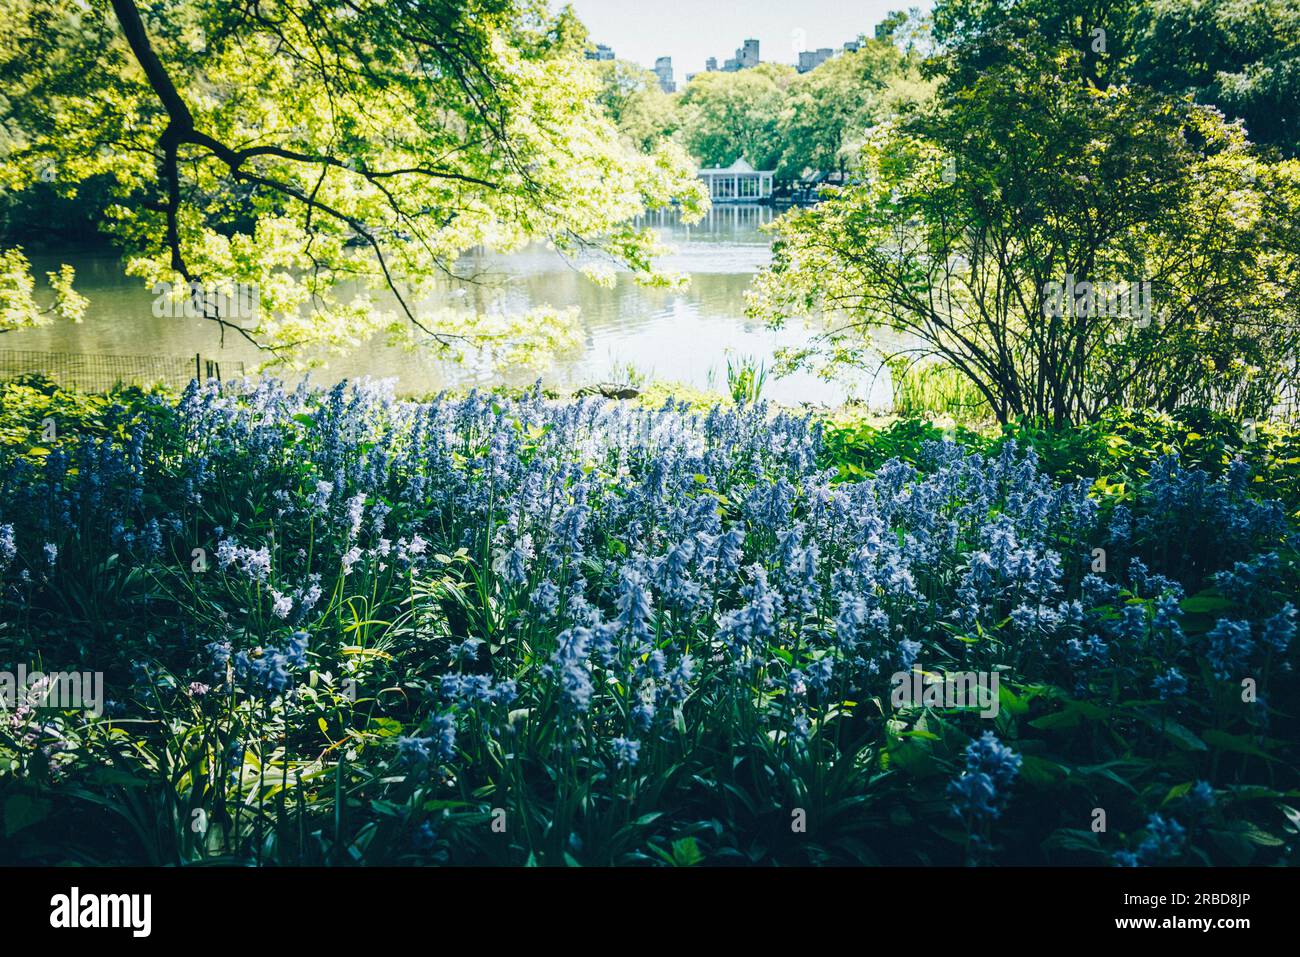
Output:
[{"xmin": 14, "ymin": 206, "xmax": 887, "ymax": 405}]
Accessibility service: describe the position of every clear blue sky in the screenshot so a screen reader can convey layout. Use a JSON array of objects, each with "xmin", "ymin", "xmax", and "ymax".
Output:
[{"xmin": 560, "ymin": 1, "xmax": 930, "ymax": 78}]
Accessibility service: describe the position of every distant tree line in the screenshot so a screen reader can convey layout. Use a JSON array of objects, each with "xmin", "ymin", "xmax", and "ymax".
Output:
[
  {"xmin": 591, "ymin": 17, "xmax": 934, "ymax": 183},
  {"xmin": 592, "ymin": 0, "xmax": 1300, "ymax": 187}
]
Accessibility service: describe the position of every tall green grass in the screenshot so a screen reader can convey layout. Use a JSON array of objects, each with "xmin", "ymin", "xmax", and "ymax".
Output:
[
  {"xmin": 887, "ymin": 357, "xmax": 991, "ymax": 422},
  {"xmin": 725, "ymin": 354, "xmax": 768, "ymax": 405}
]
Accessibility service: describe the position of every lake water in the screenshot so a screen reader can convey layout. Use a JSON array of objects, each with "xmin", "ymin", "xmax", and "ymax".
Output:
[{"xmin": 11, "ymin": 205, "xmax": 890, "ymax": 406}]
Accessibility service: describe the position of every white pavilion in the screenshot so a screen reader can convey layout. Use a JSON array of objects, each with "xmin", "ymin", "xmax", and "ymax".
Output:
[{"xmin": 697, "ymin": 157, "xmax": 774, "ymax": 203}]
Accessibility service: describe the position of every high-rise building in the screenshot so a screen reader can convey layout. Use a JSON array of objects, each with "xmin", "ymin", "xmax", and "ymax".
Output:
[
  {"xmin": 654, "ymin": 56, "xmax": 676, "ymax": 93},
  {"xmin": 585, "ymin": 43, "xmax": 615, "ymax": 61},
  {"xmin": 705, "ymin": 56, "xmax": 718, "ymax": 72},
  {"xmin": 719, "ymin": 38, "xmax": 760, "ymax": 72},
  {"xmin": 797, "ymin": 47, "xmax": 834, "ymax": 73}
]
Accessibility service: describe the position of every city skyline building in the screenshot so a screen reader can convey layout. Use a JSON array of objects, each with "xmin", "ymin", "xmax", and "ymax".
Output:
[
  {"xmin": 565, "ymin": 0, "xmax": 916, "ymax": 77},
  {"xmin": 721, "ymin": 37, "xmax": 760, "ymax": 72},
  {"xmin": 797, "ymin": 47, "xmax": 834, "ymax": 72},
  {"xmin": 654, "ymin": 55, "xmax": 676, "ymax": 93},
  {"xmin": 649, "ymin": 34, "xmax": 870, "ymax": 83}
]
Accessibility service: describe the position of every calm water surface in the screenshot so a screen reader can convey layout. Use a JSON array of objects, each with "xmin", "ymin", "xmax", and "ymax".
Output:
[{"xmin": 14, "ymin": 206, "xmax": 891, "ymax": 405}]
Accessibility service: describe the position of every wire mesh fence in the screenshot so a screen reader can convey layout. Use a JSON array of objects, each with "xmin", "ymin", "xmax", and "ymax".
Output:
[{"xmin": 0, "ymin": 350, "xmax": 243, "ymax": 392}]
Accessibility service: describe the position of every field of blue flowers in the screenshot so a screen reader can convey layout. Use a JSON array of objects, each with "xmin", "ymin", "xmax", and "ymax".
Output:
[{"xmin": 0, "ymin": 376, "xmax": 1297, "ymax": 865}]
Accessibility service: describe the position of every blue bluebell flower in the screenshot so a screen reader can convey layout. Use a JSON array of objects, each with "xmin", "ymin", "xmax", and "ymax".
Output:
[
  {"xmin": 1259, "ymin": 603, "xmax": 1296, "ymax": 655},
  {"xmin": 898, "ymin": 639, "xmax": 922, "ymax": 670},
  {"xmin": 610, "ymin": 736, "xmax": 640, "ymax": 768},
  {"xmin": 1114, "ymin": 813, "xmax": 1186, "ymax": 866},
  {"xmin": 1153, "ymin": 667, "xmax": 1188, "ymax": 700},
  {"xmin": 1204, "ymin": 618, "xmax": 1254, "ymax": 679},
  {"xmin": 552, "ymin": 627, "xmax": 595, "ymax": 713},
  {"xmin": 948, "ymin": 732, "xmax": 1022, "ymax": 824},
  {"xmin": 0, "ymin": 524, "xmax": 15, "ymax": 571},
  {"xmin": 1186, "ymin": 780, "xmax": 1215, "ymax": 812}
]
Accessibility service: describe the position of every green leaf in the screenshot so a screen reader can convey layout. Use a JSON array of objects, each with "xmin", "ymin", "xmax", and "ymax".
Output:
[
  {"xmin": 368, "ymin": 717, "xmax": 404, "ymax": 737},
  {"xmin": 4, "ymin": 794, "xmax": 49, "ymax": 838},
  {"xmin": 1019, "ymin": 755, "xmax": 1069, "ymax": 786},
  {"xmin": 1203, "ymin": 729, "xmax": 1275, "ymax": 761},
  {"xmin": 1042, "ymin": 828, "xmax": 1105, "ymax": 857},
  {"xmin": 1240, "ymin": 824, "xmax": 1284, "ymax": 847},
  {"xmin": 1162, "ymin": 782, "xmax": 1194, "ymax": 806},
  {"xmin": 1180, "ymin": 593, "xmax": 1237, "ymax": 615},
  {"xmin": 1029, "ymin": 699, "xmax": 1109, "ymax": 730},
  {"xmin": 1161, "ymin": 721, "xmax": 1208, "ymax": 752},
  {"xmin": 998, "ymin": 683, "xmax": 1030, "ymax": 715},
  {"xmin": 671, "ymin": 837, "xmax": 703, "ymax": 866}
]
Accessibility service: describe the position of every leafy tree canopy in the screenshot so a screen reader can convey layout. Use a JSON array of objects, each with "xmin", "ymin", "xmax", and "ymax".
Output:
[
  {"xmin": 0, "ymin": 0, "xmax": 706, "ymax": 363},
  {"xmin": 931, "ymin": 0, "xmax": 1300, "ymax": 157},
  {"xmin": 590, "ymin": 58, "xmax": 680, "ymax": 153},
  {"xmin": 749, "ymin": 47, "xmax": 1300, "ymax": 425},
  {"xmin": 777, "ymin": 36, "xmax": 933, "ymax": 181},
  {"xmin": 0, "ymin": 247, "xmax": 86, "ymax": 332},
  {"xmin": 1130, "ymin": 0, "xmax": 1300, "ymax": 158},
  {"xmin": 674, "ymin": 41, "xmax": 932, "ymax": 182},
  {"xmin": 678, "ymin": 63, "xmax": 794, "ymax": 172}
]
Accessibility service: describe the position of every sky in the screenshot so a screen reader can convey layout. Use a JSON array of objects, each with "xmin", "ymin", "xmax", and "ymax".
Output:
[{"xmin": 560, "ymin": 0, "xmax": 930, "ymax": 79}]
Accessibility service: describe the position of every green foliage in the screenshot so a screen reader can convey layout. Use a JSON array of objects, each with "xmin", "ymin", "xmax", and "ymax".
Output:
[
  {"xmin": 888, "ymin": 357, "xmax": 991, "ymax": 421},
  {"xmin": 609, "ymin": 359, "xmax": 649, "ymax": 390},
  {"xmin": 724, "ymin": 353, "xmax": 767, "ymax": 405},
  {"xmin": 591, "ymin": 59, "xmax": 681, "ymax": 152},
  {"xmin": 774, "ymin": 39, "xmax": 934, "ymax": 181},
  {"xmin": 819, "ymin": 415, "xmax": 980, "ymax": 479},
  {"xmin": 678, "ymin": 64, "xmax": 794, "ymax": 172},
  {"xmin": 633, "ymin": 380, "xmax": 729, "ymax": 413},
  {"xmin": 1130, "ymin": 0, "xmax": 1300, "ymax": 158},
  {"xmin": 0, "ymin": 247, "xmax": 86, "ymax": 332},
  {"xmin": 932, "ymin": 0, "xmax": 1300, "ymax": 157},
  {"xmin": 0, "ymin": 375, "xmax": 162, "ymax": 455},
  {"xmin": 931, "ymin": 0, "xmax": 1139, "ymax": 91},
  {"xmin": 1, "ymin": 381, "xmax": 1297, "ymax": 866},
  {"xmin": 671, "ymin": 41, "xmax": 933, "ymax": 182},
  {"xmin": 750, "ymin": 46, "xmax": 1300, "ymax": 425},
  {"xmin": 821, "ymin": 404, "xmax": 1300, "ymax": 518},
  {"xmin": 0, "ymin": 0, "xmax": 707, "ymax": 363}
]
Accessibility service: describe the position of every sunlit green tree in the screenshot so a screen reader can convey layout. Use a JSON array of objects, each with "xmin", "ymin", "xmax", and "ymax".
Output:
[
  {"xmin": 776, "ymin": 38, "xmax": 933, "ymax": 181},
  {"xmin": 0, "ymin": 0, "xmax": 706, "ymax": 365},
  {"xmin": 591, "ymin": 58, "xmax": 680, "ymax": 153},
  {"xmin": 1131, "ymin": 0, "xmax": 1300, "ymax": 158},
  {"xmin": 749, "ymin": 49, "xmax": 1300, "ymax": 425},
  {"xmin": 678, "ymin": 63, "xmax": 793, "ymax": 172},
  {"xmin": 932, "ymin": 0, "xmax": 1300, "ymax": 156}
]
